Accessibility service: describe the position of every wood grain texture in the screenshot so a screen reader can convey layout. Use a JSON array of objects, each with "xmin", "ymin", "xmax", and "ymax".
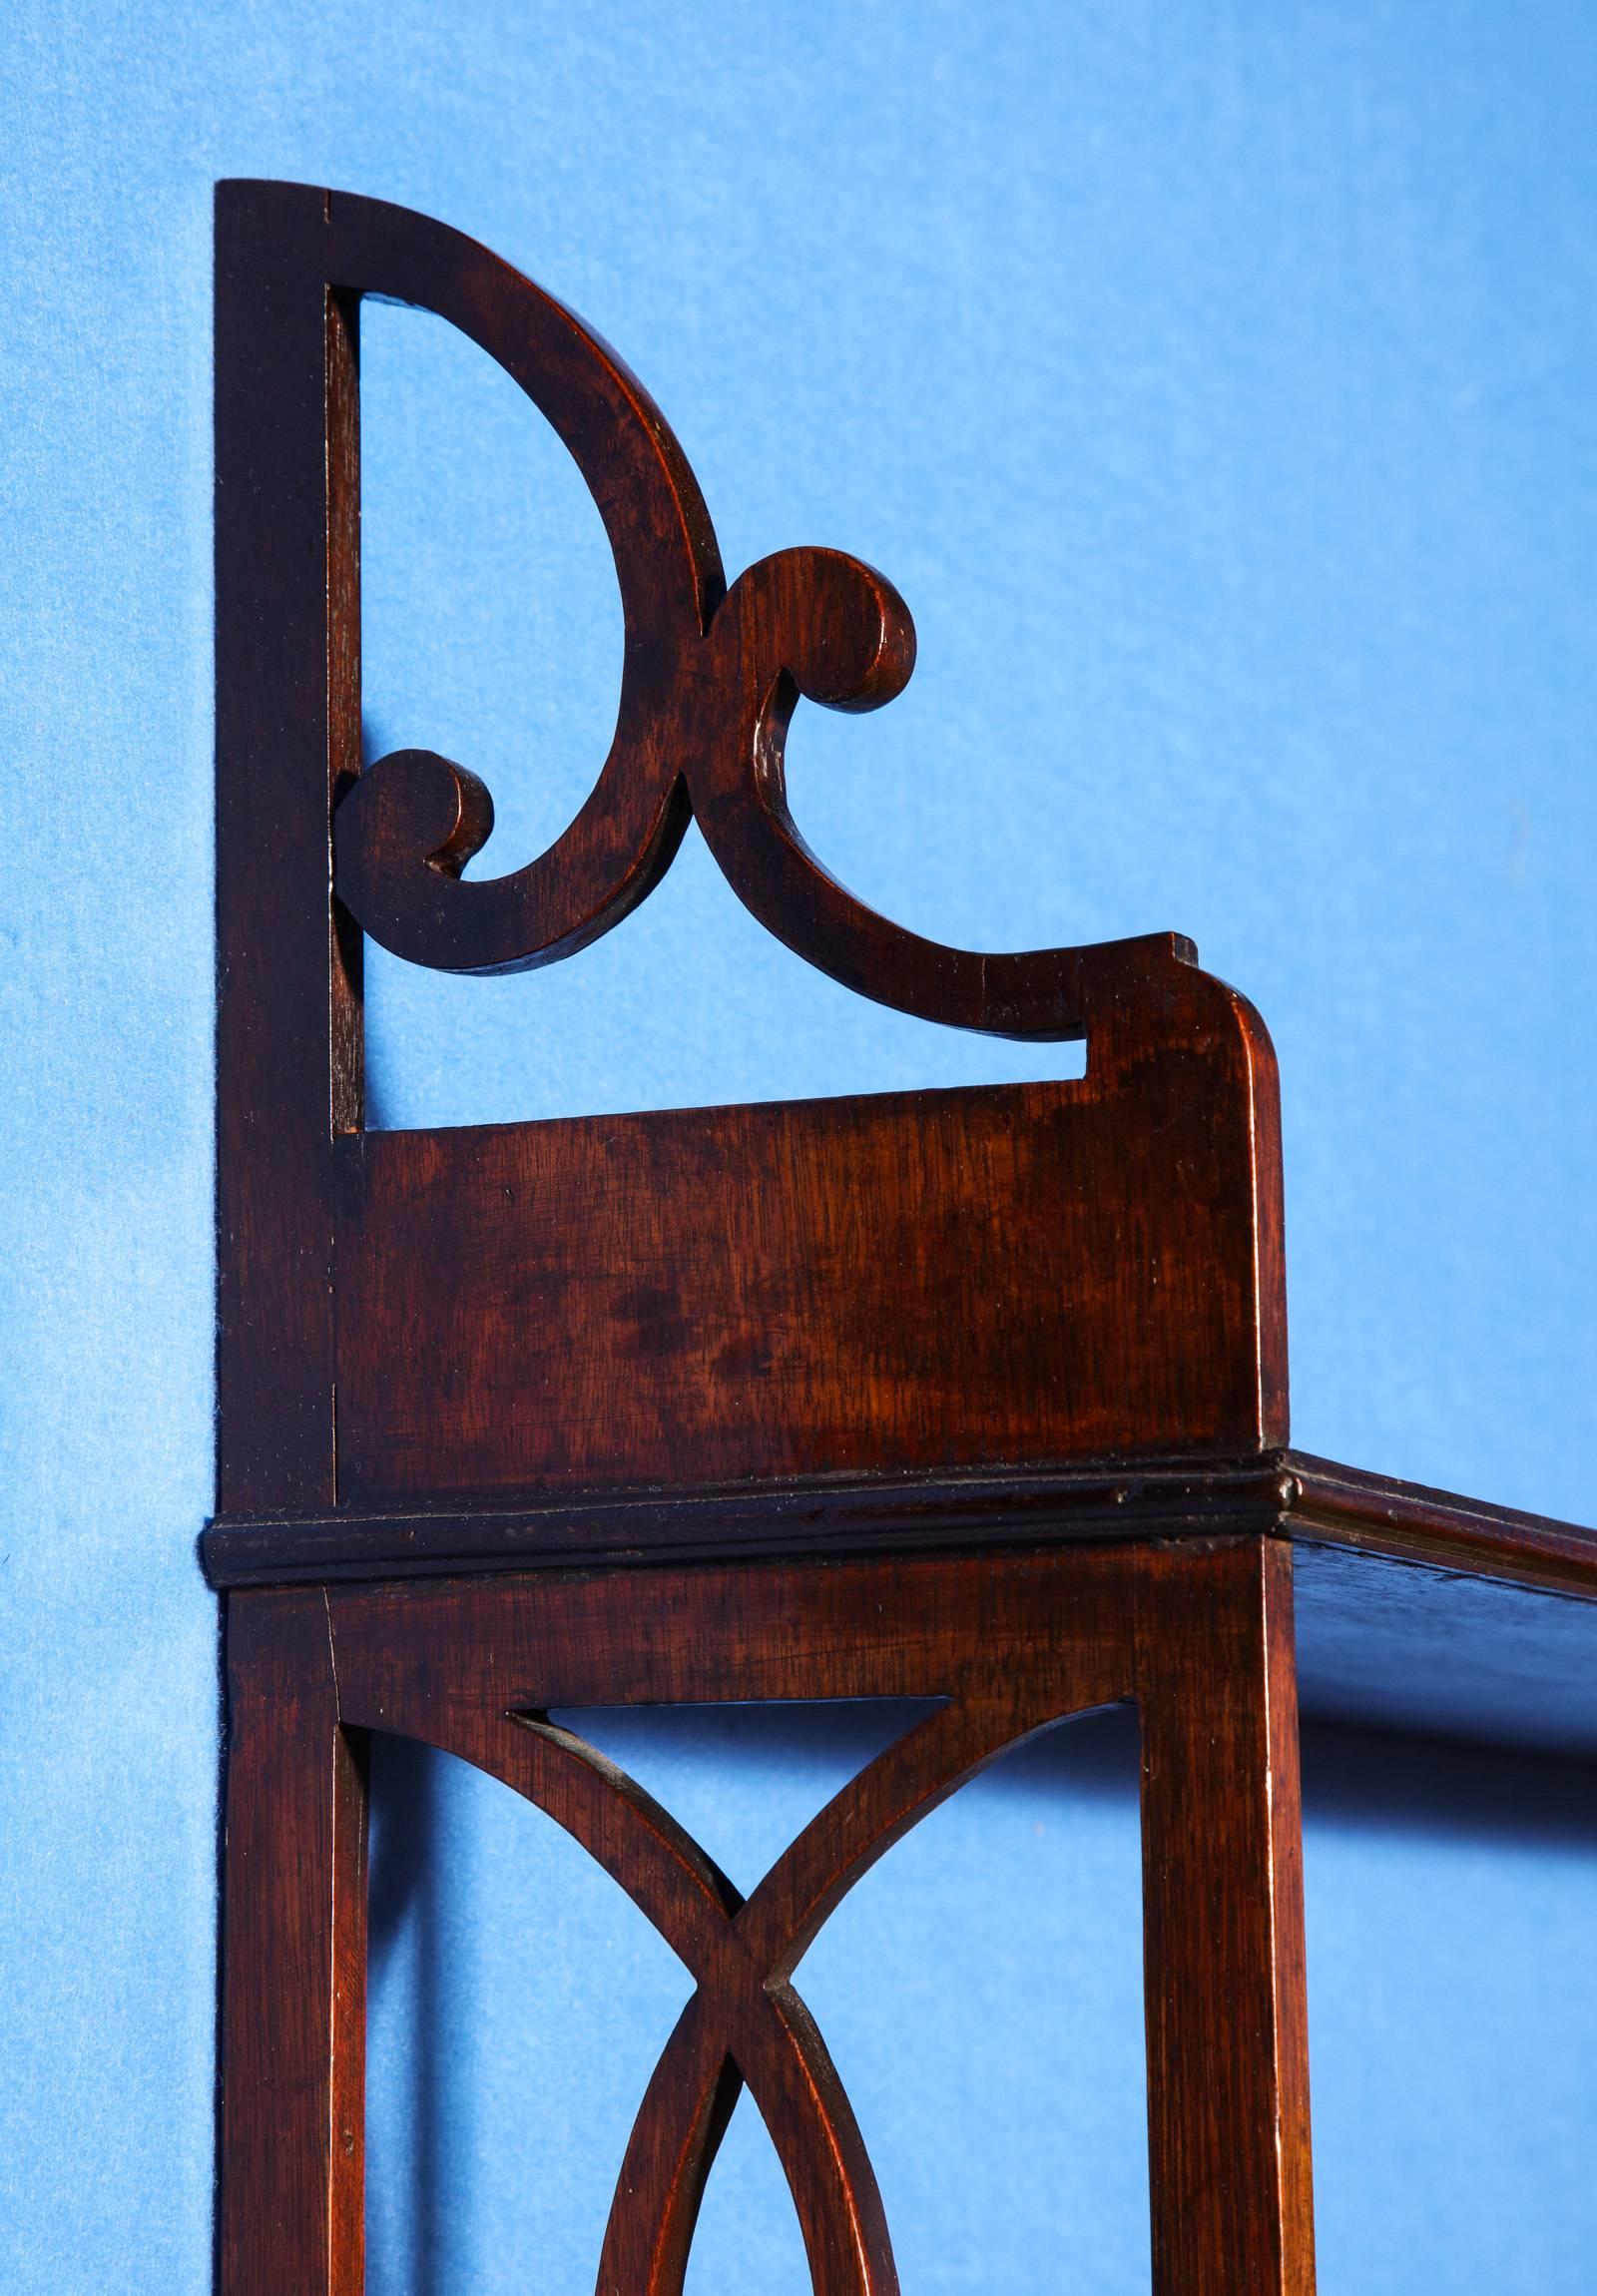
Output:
[
  {"xmin": 213, "ymin": 179, "xmax": 1287, "ymax": 1522},
  {"xmin": 217, "ymin": 1536, "xmax": 1315, "ymax": 2295},
  {"xmin": 334, "ymin": 944, "xmax": 1283, "ymax": 1498},
  {"xmin": 209, "ymin": 176, "xmax": 1597, "ymax": 2296},
  {"xmin": 1139, "ymin": 1536, "xmax": 1315, "ymax": 2296},
  {"xmin": 202, "ymin": 1455, "xmax": 1297, "ymax": 1583},
  {"xmin": 218, "ymin": 1591, "xmax": 367, "ymax": 2296},
  {"xmin": 213, "ymin": 181, "xmax": 1318, "ymax": 2296},
  {"xmin": 1286, "ymin": 1450, "xmax": 1597, "ymax": 1597},
  {"xmin": 205, "ymin": 1442, "xmax": 1597, "ymax": 1614},
  {"xmin": 205, "ymin": 1449, "xmax": 1597, "ymax": 1766},
  {"xmin": 313, "ymin": 189, "xmax": 1117, "ymax": 1038}
]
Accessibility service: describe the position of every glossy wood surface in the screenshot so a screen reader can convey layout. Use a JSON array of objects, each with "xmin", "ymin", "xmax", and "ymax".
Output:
[
  {"xmin": 220, "ymin": 1594, "xmax": 366, "ymax": 2296},
  {"xmin": 207, "ymin": 1439, "xmax": 1597, "ymax": 1767},
  {"xmin": 213, "ymin": 178, "xmax": 1286, "ymax": 1524},
  {"xmin": 219, "ymin": 1535, "xmax": 1315, "ymax": 2296},
  {"xmin": 205, "ymin": 1445, "xmax": 1597, "ymax": 1596},
  {"xmin": 211, "ymin": 180, "xmax": 1590, "ymax": 2296},
  {"xmin": 335, "ymin": 974, "xmax": 1281, "ymax": 1498},
  {"xmin": 205, "ymin": 1453, "xmax": 1297, "ymax": 1581}
]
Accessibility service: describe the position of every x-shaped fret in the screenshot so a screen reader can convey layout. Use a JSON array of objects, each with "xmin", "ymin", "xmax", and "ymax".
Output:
[{"xmin": 388, "ymin": 1682, "xmax": 1092, "ymax": 2296}]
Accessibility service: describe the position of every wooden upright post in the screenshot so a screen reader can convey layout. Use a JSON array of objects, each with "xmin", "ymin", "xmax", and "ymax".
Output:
[
  {"xmin": 219, "ymin": 1593, "xmax": 367, "ymax": 2296},
  {"xmin": 1139, "ymin": 1538, "xmax": 1316, "ymax": 2295}
]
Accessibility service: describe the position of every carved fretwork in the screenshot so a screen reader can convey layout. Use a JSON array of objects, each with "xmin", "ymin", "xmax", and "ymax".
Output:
[
  {"xmin": 221, "ymin": 1541, "xmax": 1314, "ymax": 2296},
  {"xmin": 210, "ymin": 181, "xmax": 1313, "ymax": 2296}
]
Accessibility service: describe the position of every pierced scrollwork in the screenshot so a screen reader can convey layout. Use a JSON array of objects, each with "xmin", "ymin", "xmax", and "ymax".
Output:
[
  {"xmin": 377, "ymin": 1688, "xmax": 1093, "ymax": 2296},
  {"xmin": 324, "ymin": 191, "xmax": 1162, "ymax": 1041}
]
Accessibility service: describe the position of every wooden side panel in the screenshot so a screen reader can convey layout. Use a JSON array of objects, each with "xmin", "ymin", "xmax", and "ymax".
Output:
[
  {"xmin": 215, "ymin": 1541, "xmax": 1313, "ymax": 2294},
  {"xmin": 334, "ymin": 970, "xmax": 1284, "ymax": 1500},
  {"xmin": 212, "ymin": 179, "xmax": 1319, "ymax": 2296},
  {"xmin": 214, "ymin": 182, "xmax": 1288, "ymax": 1522}
]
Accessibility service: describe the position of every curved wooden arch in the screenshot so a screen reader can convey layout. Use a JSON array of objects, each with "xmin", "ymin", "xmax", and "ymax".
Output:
[
  {"xmin": 324, "ymin": 190, "xmax": 717, "ymax": 975},
  {"xmin": 321, "ymin": 186, "xmax": 1113, "ymax": 1037},
  {"xmin": 214, "ymin": 175, "xmax": 1288, "ymax": 1523},
  {"xmin": 359, "ymin": 1682, "xmax": 1118, "ymax": 2296},
  {"xmin": 213, "ymin": 182, "xmax": 1309, "ymax": 2296}
]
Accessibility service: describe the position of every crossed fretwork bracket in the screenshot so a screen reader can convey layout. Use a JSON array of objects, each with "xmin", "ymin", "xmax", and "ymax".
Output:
[
  {"xmin": 218, "ymin": 1540, "xmax": 1316, "ymax": 2296},
  {"xmin": 402, "ymin": 1694, "xmax": 1078, "ymax": 2296}
]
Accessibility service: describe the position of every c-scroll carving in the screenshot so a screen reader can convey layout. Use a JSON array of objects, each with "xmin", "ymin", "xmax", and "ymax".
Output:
[{"xmin": 318, "ymin": 187, "xmax": 1139, "ymax": 1040}]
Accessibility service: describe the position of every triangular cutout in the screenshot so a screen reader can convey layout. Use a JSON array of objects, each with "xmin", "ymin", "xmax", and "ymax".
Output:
[
  {"xmin": 554, "ymin": 1698, "xmax": 943, "ymax": 1898},
  {"xmin": 682, "ymin": 2087, "xmax": 813, "ymax": 2296}
]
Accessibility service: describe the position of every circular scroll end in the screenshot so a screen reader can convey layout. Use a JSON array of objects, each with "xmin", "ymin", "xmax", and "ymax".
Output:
[
  {"xmin": 763, "ymin": 547, "xmax": 917, "ymax": 716},
  {"xmin": 333, "ymin": 748, "xmax": 495, "ymax": 950}
]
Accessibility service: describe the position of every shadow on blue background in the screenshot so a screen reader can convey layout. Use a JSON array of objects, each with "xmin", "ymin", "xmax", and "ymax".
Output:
[
  {"xmin": 5, "ymin": 3, "xmax": 1597, "ymax": 2289},
  {"xmin": 365, "ymin": 1708, "xmax": 1597, "ymax": 2295},
  {"xmin": 365, "ymin": 1704, "xmax": 1154, "ymax": 2296}
]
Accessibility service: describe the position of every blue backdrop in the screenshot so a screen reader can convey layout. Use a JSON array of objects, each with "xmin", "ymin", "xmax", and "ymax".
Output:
[{"xmin": 3, "ymin": 3, "xmax": 1595, "ymax": 2289}]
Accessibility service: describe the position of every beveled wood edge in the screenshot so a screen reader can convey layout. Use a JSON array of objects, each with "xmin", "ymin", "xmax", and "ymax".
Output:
[
  {"xmin": 203, "ymin": 1454, "xmax": 1293, "ymax": 1584},
  {"xmin": 201, "ymin": 1447, "xmax": 1597, "ymax": 1599},
  {"xmin": 1285, "ymin": 1450, "xmax": 1597, "ymax": 1602}
]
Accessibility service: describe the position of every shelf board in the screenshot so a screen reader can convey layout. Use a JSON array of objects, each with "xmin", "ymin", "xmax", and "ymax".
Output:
[{"xmin": 205, "ymin": 1448, "xmax": 1597, "ymax": 1759}]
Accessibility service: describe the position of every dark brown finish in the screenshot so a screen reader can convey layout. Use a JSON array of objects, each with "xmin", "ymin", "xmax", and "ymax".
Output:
[
  {"xmin": 204, "ymin": 1443, "xmax": 1597, "ymax": 1763},
  {"xmin": 210, "ymin": 178, "xmax": 1590, "ymax": 2296},
  {"xmin": 1139, "ymin": 1537, "xmax": 1313, "ymax": 2294},
  {"xmin": 204, "ymin": 1444, "xmax": 1597, "ymax": 1597},
  {"xmin": 317, "ymin": 191, "xmax": 1123, "ymax": 1037},
  {"xmin": 213, "ymin": 178, "xmax": 1286, "ymax": 1527},
  {"xmin": 205, "ymin": 1453, "xmax": 1300, "ymax": 1584},
  {"xmin": 221, "ymin": 1537, "xmax": 1316, "ymax": 2296},
  {"xmin": 1286, "ymin": 1450, "xmax": 1597, "ymax": 1594},
  {"xmin": 215, "ymin": 192, "xmax": 357, "ymax": 1515},
  {"xmin": 219, "ymin": 1593, "xmax": 366, "ymax": 2296},
  {"xmin": 335, "ymin": 984, "xmax": 1280, "ymax": 1497}
]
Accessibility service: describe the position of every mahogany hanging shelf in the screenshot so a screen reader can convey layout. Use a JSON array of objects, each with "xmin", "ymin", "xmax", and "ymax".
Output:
[{"xmin": 206, "ymin": 183, "xmax": 1597, "ymax": 2296}]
